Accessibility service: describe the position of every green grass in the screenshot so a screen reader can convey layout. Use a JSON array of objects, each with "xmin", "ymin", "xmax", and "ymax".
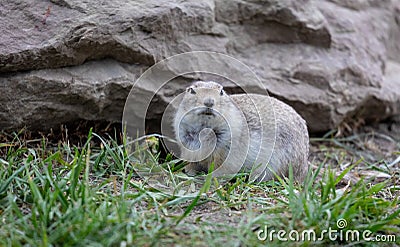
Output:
[{"xmin": 0, "ymin": 130, "xmax": 399, "ymax": 246}]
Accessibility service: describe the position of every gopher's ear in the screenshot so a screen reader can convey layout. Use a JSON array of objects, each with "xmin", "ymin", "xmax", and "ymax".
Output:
[{"xmin": 187, "ymin": 87, "xmax": 196, "ymax": 94}]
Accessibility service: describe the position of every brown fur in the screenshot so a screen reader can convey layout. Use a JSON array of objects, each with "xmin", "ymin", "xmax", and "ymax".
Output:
[{"xmin": 174, "ymin": 81, "xmax": 309, "ymax": 182}]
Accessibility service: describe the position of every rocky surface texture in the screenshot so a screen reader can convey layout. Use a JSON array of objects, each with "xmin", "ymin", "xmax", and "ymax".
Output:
[{"xmin": 0, "ymin": 0, "xmax": 399, "ymax": 133}]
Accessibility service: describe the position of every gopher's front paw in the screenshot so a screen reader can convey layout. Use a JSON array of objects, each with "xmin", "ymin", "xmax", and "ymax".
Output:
[{"xmin": 183, "ymin": 163, "xmax": 199, "ymax": 176}]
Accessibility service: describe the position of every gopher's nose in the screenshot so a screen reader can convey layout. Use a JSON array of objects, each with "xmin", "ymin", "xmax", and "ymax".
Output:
[{"xmin": 204, "ymin": 98, "xmax": 214, "ymax": 107}]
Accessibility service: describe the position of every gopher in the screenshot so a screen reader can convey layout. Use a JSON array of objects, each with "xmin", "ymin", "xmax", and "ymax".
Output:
[{"xmin": 173, "ymin": 81, "xmax": 309, "ymax": 182}]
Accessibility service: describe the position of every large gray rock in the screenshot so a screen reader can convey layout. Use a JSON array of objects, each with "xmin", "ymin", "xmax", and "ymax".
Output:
[{"xmin": 0, "ymin": 0, "xmax": 399, "ymax": 133}]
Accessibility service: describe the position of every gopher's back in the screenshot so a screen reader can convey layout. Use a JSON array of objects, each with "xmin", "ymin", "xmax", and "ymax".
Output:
[{"xmin": 231, "ymin": 94, "xmax": 309, "ymax": 182}]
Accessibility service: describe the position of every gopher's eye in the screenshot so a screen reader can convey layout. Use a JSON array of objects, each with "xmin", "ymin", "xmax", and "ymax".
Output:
[
  {"xmin": 187, "ymin": 87, "xmax": 196, "ymax": 94},
  {"xmin": 220, "ymin": 89, "xmax": 224, "ymax": 96}
]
